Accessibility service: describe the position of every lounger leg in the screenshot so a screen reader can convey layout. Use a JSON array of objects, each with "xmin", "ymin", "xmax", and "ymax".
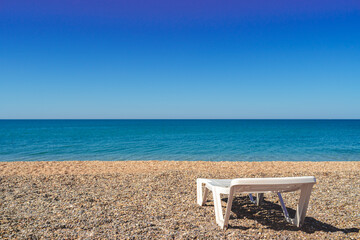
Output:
[
  {"xmin": 223, "ymin": 189, "xmax": 234, "ymax": 229},
  {"xmin": 295, "ymin": 184, "xmax": 313, "ymax": 227},
  {"xmin": 249, "ymin": 193, "xmax": 263, "ymax": 206},
  {"xmin": 197, "ymin": 179, "xmax": 208, "ymax": 206},
  {"xmin": 249, "ymin": 194, "xmax": 256, "ymax": 204},
  {"xmin": 256, "ymin": 193, "xmax": 264, "ymax": 206},
  {"xmin": 202, "ymin": 188, "xmax": 209, "ymax": 205},
  {"xmin": 277, "ymin": 193, "xmax": 290, "ymax": 219},
  {"xmin": 213, "ymin": 188, "xmax": 225, "ymax": 228}
]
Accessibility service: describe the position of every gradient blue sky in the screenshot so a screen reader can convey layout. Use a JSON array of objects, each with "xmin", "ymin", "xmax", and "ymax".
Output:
[{"xmin": 1, "ymin": 1, "xmax": 360, "ymax": 119}]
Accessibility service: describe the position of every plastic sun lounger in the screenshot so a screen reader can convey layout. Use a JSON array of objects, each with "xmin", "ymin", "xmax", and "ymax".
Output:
[{"xmin": 197, "ymin": 176, "xmax": 316, "ymax": 229}]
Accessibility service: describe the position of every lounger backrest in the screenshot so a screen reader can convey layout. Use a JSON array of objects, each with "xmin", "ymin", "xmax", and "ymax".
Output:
[{"xmin": 230, "ymin": 176, "xmax": 316, "ymax": 193}]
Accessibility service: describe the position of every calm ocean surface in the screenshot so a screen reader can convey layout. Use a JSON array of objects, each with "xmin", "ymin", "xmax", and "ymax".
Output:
[{"xmin": 0, "ymin": 120, "xmax": 359, "ymax": 162}]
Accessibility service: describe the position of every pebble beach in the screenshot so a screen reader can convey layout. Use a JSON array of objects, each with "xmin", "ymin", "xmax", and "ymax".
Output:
[{"xmin": 1, "ymin": 161, "xmax": 359, "ymax": 239}]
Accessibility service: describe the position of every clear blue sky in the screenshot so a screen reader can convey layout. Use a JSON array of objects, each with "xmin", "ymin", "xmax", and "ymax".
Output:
[{"xmin": 1, "ymin": 1, "xmax": 360, "ymax": 119}]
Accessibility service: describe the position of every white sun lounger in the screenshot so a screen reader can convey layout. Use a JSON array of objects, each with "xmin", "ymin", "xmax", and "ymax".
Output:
[{"xmin": 197, "ymin": 176, "xmax": 316, "ymax": 229}]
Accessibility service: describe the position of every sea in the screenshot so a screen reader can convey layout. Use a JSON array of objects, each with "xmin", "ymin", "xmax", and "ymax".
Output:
[{"xmin": 0, "ymin": 120, "xmax": 359, "ymax": 162}]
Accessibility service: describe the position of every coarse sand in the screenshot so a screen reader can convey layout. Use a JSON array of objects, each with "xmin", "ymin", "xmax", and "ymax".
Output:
[{"xmin": 1, "ymin": 161, "xmax": 359, "ymax": 239}]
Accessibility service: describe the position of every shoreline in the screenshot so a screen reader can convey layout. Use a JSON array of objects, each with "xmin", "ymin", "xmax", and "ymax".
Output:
[{"xmin": 1, "ymin": 160, "xmax": 359, "ymax": 176}]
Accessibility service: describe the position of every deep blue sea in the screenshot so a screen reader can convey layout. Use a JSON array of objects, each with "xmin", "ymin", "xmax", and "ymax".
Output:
[{"xmin": 0, "ymin": 120, "xmax": 359, "ymax": 162}]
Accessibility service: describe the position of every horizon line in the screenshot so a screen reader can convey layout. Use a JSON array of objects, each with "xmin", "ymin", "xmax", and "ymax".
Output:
[{"xmin": 1, "ymin": 118, "xmax": 360, "ymax": 120}]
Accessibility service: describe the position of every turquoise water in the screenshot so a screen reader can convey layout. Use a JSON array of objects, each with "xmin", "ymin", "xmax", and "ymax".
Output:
[{"xmin": 0, "ymin": 120, "xmax": 359, "ymax": 162}]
